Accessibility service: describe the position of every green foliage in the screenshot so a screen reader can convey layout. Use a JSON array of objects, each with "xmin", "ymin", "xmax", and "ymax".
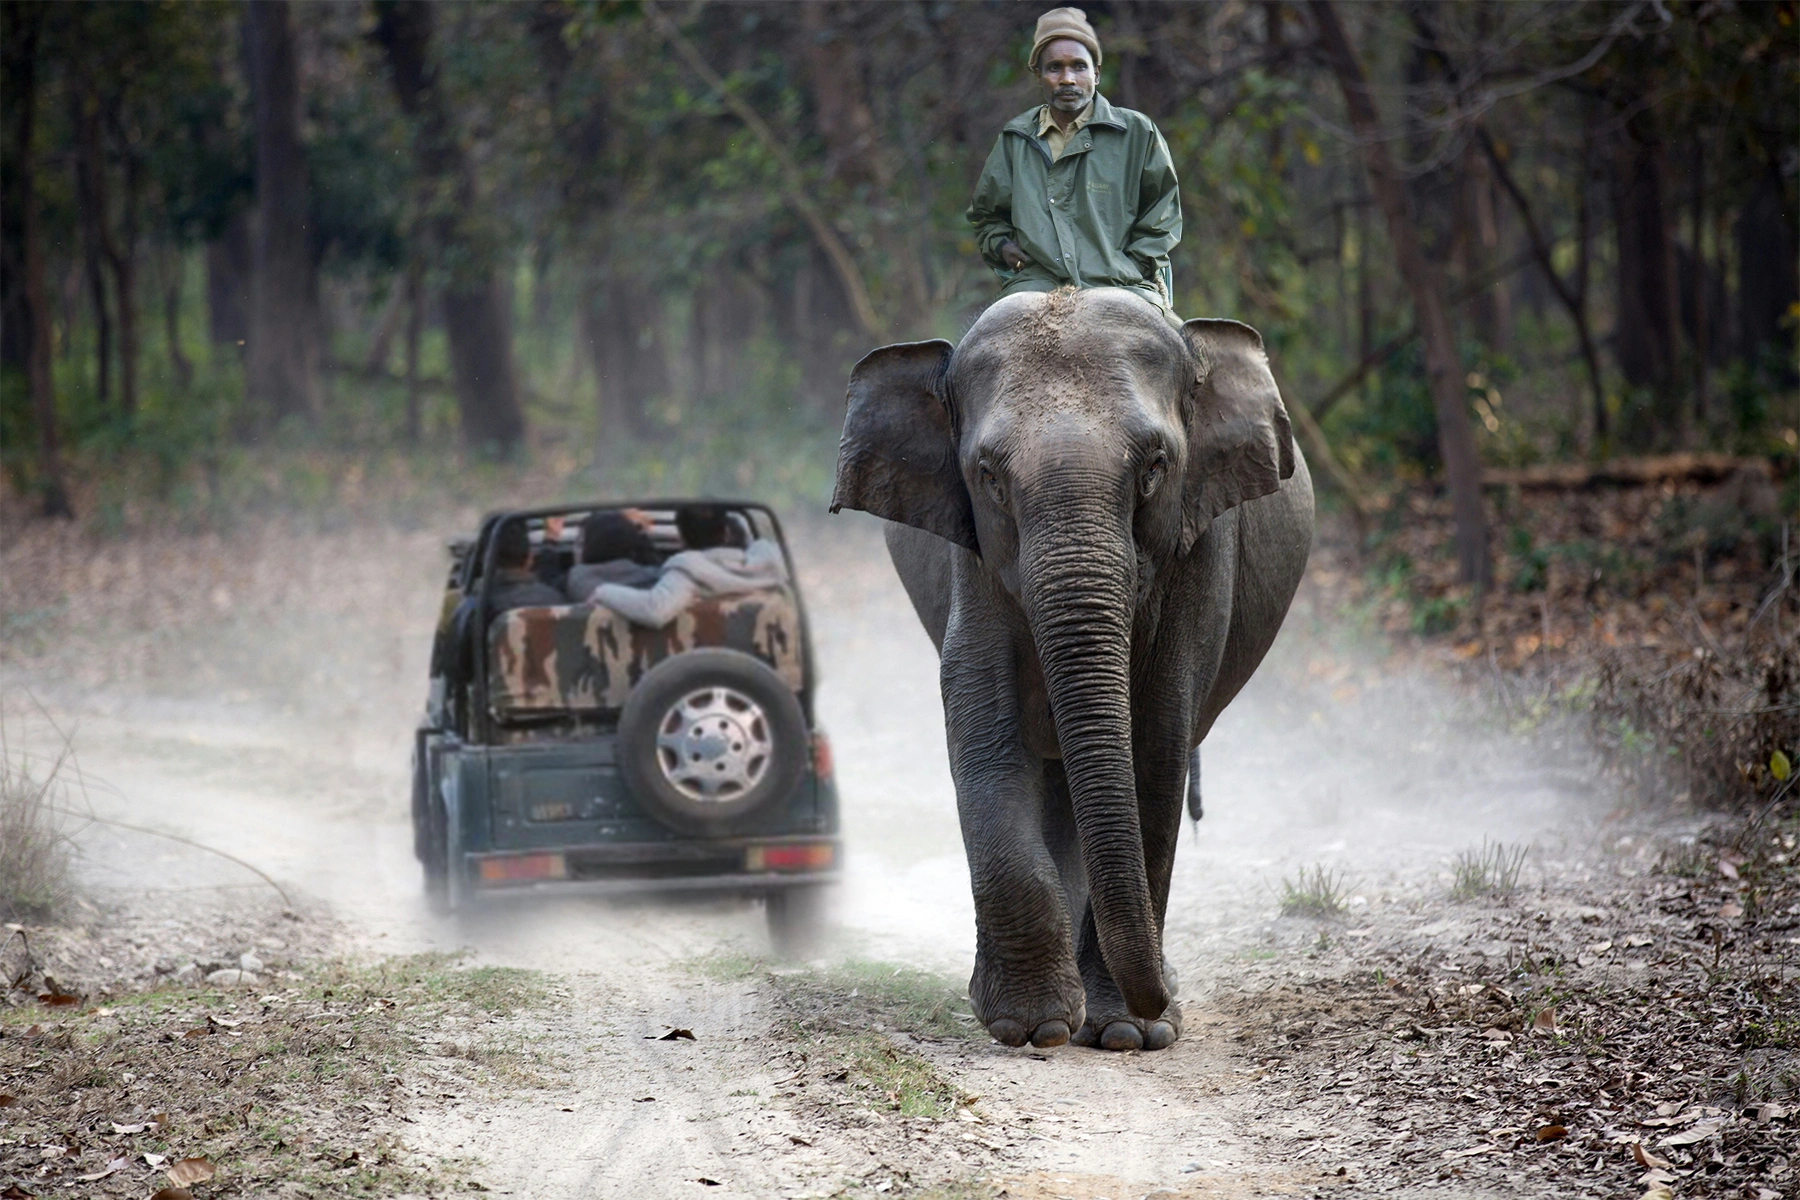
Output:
[
  {"xmin": 1279, "ymin": 864, "xmax": 1349, "ymax": 918},
  {"xmin": 1450, "ymin": 840, "xmax": 1529, "ymax": 901},
  {"xmin": 6, "ymin": 1, "xmax": 1795, "ymax": 519}
]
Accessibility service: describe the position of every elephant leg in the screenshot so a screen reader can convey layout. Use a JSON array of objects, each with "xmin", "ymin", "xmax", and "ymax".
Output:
[
  {"xmin": 943, "ymin": 619, "xmax": 1085, "ymax": 1050},
  {"xmin": 1070, "ymin": 717, "xmax": 1193, "ymax": 1052}
]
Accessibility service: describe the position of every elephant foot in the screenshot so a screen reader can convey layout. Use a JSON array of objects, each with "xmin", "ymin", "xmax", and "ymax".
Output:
[
  {"xmin": 969, "ymin": 952, "xmax": 1085, "ymax": 1051},
  {"xmin": 1070, "ymin": 998, "xmax": 1183, "ymax": 1052},
  {"xmin": 986, "ymin": 1017, "xmax": 1073, "ymax": 1049}
]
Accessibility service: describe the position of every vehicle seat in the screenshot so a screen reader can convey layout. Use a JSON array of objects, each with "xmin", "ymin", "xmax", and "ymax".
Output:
[{"xmin": 486, "ymin": 586, "xmax": 804, "ymax": 720}]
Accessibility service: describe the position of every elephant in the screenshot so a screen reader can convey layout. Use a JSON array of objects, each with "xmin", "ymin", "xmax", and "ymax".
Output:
[{"xmin": 830, "ymin": 287, "xmax": 1314, "ymax": 1052}]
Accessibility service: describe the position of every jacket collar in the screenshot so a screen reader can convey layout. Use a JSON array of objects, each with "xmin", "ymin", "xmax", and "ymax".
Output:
[{"xmin": 1004, "ymin": 92, "xmax": 1126, "ymax": 138}]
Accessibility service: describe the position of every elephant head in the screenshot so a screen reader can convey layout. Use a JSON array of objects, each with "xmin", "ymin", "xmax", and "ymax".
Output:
[{"xmin": 830, "ymin": 287, "xmax": 1294, "ymax": 1021}]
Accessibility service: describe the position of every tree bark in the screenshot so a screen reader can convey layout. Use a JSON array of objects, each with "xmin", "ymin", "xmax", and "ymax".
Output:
[
  {"xmin": 1737, "ymin": 163, "xmax": 1800, "ymax": 384},
  {"xmin": 585, "ymin": 269, "xmax": 664, "ymax": 441},
  {"xmin": 5, "ymin": 3, "xmax": 74, "ymax": 517},
  {"xmin": 403, "ymin": 260, "xmax": 423, "ymax": 445},
  {"xmin": 206, "ymin": 208, "xmax": 252, "ymax": 350},
  {"xmin": 71, "ymin": 85, "xmax": 113, "ymax": 410},
  {"xmin": 1309, "ymin": 0, "xmax": 1490, "ymax": 589},
  {"xmin": 1689, "ymin": 140, "xmax": 1708, "ymax": 425},
  {"xmin": 1610, "ymin": 119, "xmax": 1681, "ymax": 446},
  {"xmin": 246, "ymin": 0, "xmax": 323, "ymax": 425},
  {"xmin": 162, "ymin": 248, "xmax": 194, "ymax": 391},
  {"xmin": 107, "ymin": 141, "xmax": 140, "ymax": 419},
  {"xmin": 372, "ymin": 0, "xmax": 525, "ymax": 451}
]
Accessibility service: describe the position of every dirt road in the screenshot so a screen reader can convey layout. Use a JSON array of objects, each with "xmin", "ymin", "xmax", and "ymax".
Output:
[{"xmin": 8, "ymin": 513, "xmax": 1783, "ymax": 1200}]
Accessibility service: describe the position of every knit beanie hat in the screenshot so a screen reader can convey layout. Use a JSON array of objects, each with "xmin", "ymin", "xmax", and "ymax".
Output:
[{"xmin": 1029, "ymin": 7, "xmax": 1101, "ymax": 71}]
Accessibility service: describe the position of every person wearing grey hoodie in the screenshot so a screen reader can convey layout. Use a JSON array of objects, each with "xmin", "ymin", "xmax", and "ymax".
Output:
[{"xmin": 590, "ymin": 505, "xmax": 788, "ymax": 628}]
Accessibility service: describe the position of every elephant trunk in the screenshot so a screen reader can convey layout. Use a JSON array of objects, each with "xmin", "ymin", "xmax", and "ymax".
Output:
[{"xmin": 1019, "ymin": 511, "xmax": 1168, "ymax": 1021}]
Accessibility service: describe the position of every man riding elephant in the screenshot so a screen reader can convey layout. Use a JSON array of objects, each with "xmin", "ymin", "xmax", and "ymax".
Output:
[
  {"xmin": 968, "ymin": 8, "xmax": 1206, "ymax": 822},
  {"xmin": 966, "ymin": 7, "xmax": 1183, "ymax": 322}
]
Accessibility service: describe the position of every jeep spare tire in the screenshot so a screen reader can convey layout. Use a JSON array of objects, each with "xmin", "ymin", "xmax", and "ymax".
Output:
[{"xmin": 617, "ymin": 648, "xmax": 808, "ymax": 835}]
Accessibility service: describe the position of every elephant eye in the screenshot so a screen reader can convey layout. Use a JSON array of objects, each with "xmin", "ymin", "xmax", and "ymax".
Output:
[
  {"xmin": 978, "ymin": 460, "xmax": 1006, "ymax": 507},
  {"xmin": 1139, "ymin": 450, "xmax": 1169, "ymax": 499}
]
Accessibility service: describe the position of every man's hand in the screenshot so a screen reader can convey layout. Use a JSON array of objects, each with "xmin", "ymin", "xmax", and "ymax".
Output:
[{"xmin": 999, "ymin": 240, "xmax": 1030, "ymax": 271}]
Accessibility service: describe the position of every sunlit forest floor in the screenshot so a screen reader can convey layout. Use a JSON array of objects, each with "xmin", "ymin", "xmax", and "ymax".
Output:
[{"xmin": 1, "ymin": 455, "xmax": 1795, "ymax": 1199}]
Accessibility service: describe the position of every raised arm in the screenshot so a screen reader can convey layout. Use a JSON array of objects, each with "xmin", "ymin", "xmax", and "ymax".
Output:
[{"xmin": 592, "ymin": 568, "xmax": 699, "ymax": 629}]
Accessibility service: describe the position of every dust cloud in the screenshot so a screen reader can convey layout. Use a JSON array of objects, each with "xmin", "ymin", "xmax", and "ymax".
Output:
[{"xmin": 3, "ymin": 508, "xmax": 1608, "ymax": 989}]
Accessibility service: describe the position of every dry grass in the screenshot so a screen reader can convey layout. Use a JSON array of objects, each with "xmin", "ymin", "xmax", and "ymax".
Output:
[
  {"xmin": 1451, "ymin": 839, "xmax": 1529, "ymax": 900},
  {"xmin": 0, "ymin": 724, "xmax": 77, "ymax": 921},
  {"xmin": 0, "ymin": 952, "xmax": 553, "ymax": 1197},
  {"xmin": 1279, "ymin": 864, "xmax": 1350, "ymax": 918}
]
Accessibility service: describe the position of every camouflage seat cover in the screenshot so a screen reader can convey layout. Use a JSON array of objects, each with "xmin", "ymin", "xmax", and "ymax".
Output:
[{"xmin": 487, "ymin": 586, "xmax": 803, "ymax": 719}]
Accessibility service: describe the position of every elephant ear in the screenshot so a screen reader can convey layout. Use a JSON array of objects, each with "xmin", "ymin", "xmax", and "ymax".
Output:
[
  {"xmin": 829, "ymin": 339, "xmax": 977, "ymax": 553},
  {"xmin": 1178, "ymin": 318, "xmax": 1296, "ymax": 551}
]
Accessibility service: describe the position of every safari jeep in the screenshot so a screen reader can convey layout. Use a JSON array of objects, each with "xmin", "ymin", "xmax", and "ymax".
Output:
[{"xmin": 411, "ymin": 500, "xmax": 840, "ymax": 950}]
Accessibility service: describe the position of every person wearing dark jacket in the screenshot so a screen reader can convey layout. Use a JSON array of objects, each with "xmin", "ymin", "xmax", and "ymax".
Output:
[
  {"xmin": 566, "ymin": 510, "xmax": 661, "ymax": 601},
  {"xmin": 966, "ymin": 7, "xmax": 1182, "ymax": 319},
  {"xmin": 488, "ymin": 520, "xmax": 566, "ymax": 613}
]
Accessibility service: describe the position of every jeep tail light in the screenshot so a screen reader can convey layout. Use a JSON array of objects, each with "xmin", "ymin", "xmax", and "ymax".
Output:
[
  {"xmin": 477, "ymin": 853, "xmax": 567, "ymax": 884},
  {"xmin": 746, "ymin": 843, "xmax": 834, "ymax": 872},
  {"xmin": 811, "ymin": 731, "xmax": 834, "ymax": 782}
]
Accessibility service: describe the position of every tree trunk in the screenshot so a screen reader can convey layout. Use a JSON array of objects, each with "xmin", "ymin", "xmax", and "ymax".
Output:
[
  {"xmin": 1310, "ymin": 0, "xmax": 1490, "ymax": 589},
  {"xmin": 1689, "ymin": 140, "xmax": 1708, "ymax": 425},
  {"xmin": 403, "ymin": 261, "xmax": 423, "ymax": 444},
  {"xmin": 108, "ymin": 146, "xmax": 140, "ymax": 419},
  {"xmin": 1478, "ymin": 127, "xmax": 1606, "ymax": 452},
  {"xmin": 72, "ymin": 86, "xmax": 113, "ymax": 411},
  {"xmin": 1737, "ymin": 163, "xmax": 1800, "ymax": 384},
  {"xmin": 246, "ymin": 0, "xmax": 323, "ymax": 424},
  {"xmin": 162, "ymin": 248, "xmax": 194, "ymax": 391},
  {"xmin": 370, "ymin": 2, "xmax": 522, "ymax": 449},
  {"xmin": 206, "ymin": 208, "xmax": 252, "ymax": 350},
  {"xmin": 373, "ymin": 0, "xmax": 525, "ymax": 451},
  {"xmin": 1610, "ymin": 120, "xmax": 1682, "ymax": 446},
  {"xmin": 586, "ymin": 269, "xmax": 664, "ymax": 441},
  {"xmin": 5, "ymin": 3, "xmax": 73, "ymax": 517}
]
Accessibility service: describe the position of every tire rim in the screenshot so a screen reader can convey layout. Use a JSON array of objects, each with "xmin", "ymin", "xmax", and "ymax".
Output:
[{"xmin": 654, "ymin": 686, "xmax": 773, "ymax": 803}]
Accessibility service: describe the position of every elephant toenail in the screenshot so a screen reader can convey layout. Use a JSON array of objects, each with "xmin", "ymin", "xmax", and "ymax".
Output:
[
  {"xmin": 1029, "ymin": 1019, "xmax": 1070, "ymax": 1048},
  {"xmin": 1099, "ymin": 1020, "xmax": 1144, "ymax": 1051},
  {"xmin": 1145, "ymin": 1020, "xmax": 1178, "ymax": 1050},
  {"xmin": 988, "ymin": 1018, "xmax": 1028, "ymax": 1047}
]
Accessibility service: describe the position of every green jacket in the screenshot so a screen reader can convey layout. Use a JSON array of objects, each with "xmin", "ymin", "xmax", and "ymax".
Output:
[{"xmin": 966, "ymin": 94, "xmax": 1182, "ymax": 311}]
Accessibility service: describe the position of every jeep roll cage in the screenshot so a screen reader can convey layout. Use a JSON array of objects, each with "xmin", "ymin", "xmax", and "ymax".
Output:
[{"xmin": 453, "ymin": 499, "xmax": 817, "ymax": 745}]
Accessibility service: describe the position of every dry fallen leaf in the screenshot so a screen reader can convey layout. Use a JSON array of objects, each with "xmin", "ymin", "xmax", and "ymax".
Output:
[
  {"xmin": 1532, "ymin": 1007, "xmax": 1557, "ymax": 1034},
  {"xmin": 1719, "ymin": 902, "xmax": 1744, "ymax": 919},
  {"xmin": 1, "ymin": 1186, "xmax": 33, "ymax": 1200},
  {"xmin": 110, "ymin": 1122, "xmax": 148, "ymax": 1135},
  {"xmin": 149, "ymin": 1191, "xmax": 194, "ymax": 1200},
  {"xmin": 76, "ymin": 1155, "xmax": 129, "ymax": 1182},
  {"xmin": 1631, "ymin": 1142, "xmax": 1674, "ymax": 1171},
  {"xmin": 167, "ymin": 1157, "xmax": 216, "ymax": 1186},
  {"xmin": 652, "ymin": 1028, "xmax": 696, "ymax": 1041},
  {"xmin": 1718, "ymin": 859, "xmax": 1740, "ymax": 880},
  {"xmin": 145, "ymin": 1152, "xmax": 168, "ymax": 1168},
  {"xmin": 1535, "ymin": 1125, "xmax": 1568, "ymax": 1142},
  {"xmin": 1659, "ymin": 1120, "xmax": 1723, "ymax": 1146},
  {"xmin": 0, "ymin": 1094, "xmax": 16, "ymax": 1107}
]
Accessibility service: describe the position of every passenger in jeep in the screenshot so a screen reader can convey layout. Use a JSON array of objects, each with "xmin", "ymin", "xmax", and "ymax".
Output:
[
  {"xmin": 566, "ymin": 510, "xmax": 660, "ymax": 601},
  {"xmin": 490, "ymin": 520, "xmax": 567, "ymax": 613},
  {"xmin": 590, "ymin": 504, "xmax": 789, "ymax": 628}
]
